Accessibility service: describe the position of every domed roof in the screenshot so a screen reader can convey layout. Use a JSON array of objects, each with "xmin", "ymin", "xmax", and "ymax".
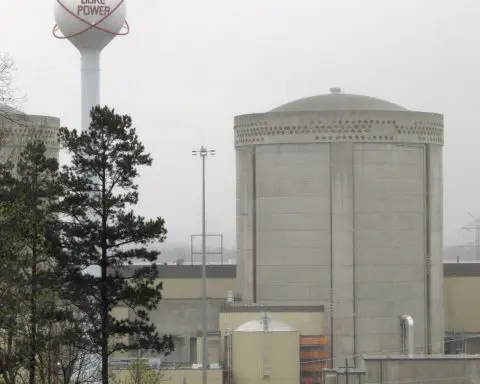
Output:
[
  {"xmin": 234, "ymin": 314, "xmax": 296, "ymax": 332},
  {"xmin": 270, "ymin": 88, "xmax": 408, "ymax": 113},
  {"xmin": 0, "ymin": 104, "xmax": 25, "ymax": 116}
]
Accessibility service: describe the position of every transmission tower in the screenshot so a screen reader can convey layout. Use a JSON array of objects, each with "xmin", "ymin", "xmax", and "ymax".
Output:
[{"xmin": 461, "ymin": 213, "xmax": 480, "ymax": 260}]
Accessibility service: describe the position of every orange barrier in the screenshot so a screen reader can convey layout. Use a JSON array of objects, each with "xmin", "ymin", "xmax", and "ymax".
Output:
[
  {"xmin": 300, "ymin": 350, "xmax": 330, "ymax": 360},
  {"xmin": 300, "ymin": 336, "xmax": 328, "ymax": 346},
  {"xmin": 300, "ymin": 335, "xmax": 329, "ymax": 384}
]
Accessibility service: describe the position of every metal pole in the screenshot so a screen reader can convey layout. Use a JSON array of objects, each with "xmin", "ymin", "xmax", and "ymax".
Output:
[
  {"xmin": 193, "ymin": 146, "xmax": 215, "ymax": 384},
  {"xmin": 201, "ymin": 151, "xmax": 208, "ymax": 384}
]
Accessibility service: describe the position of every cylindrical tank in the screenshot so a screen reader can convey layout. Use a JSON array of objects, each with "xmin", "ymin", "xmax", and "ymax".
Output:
[
  {"xmin": 234, "ymin": 88, "xmax": 444, "ymax": 365},
  {"xmin": 0, "ymin": 104, "xmax": 60, "ymax": 162},
  {"xmin": 232, "ymin": 313, "xmax": 300, "ymax": 384}
]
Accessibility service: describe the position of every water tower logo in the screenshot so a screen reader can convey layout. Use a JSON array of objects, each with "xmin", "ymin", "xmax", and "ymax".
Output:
[
  {"xmin": 53, "ymin": 0, "xmax": 129, "ymax": 130},
  {"xmin": 53, "ymin": 0, "xmax": 129, "ymax": 51}
]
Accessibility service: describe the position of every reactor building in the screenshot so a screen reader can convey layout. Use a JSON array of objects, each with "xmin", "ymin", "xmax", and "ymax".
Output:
[
  {"xmin": 0, "ymin": 104, "xmax": 60, "ymax": 162},
  {"xmin": 234, "ymin": 88, "xmax": 444, "ymax": 366}
]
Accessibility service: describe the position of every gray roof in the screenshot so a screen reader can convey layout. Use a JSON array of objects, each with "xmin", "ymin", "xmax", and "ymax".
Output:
[
  {"xmin": 270, "ymin": 90, "xmax": 407, "ymax": 113},
  {"xmin": 111, "ymin": 263, "xmax": 480, "ymax": 279},
  {"xmin": 111, "ymin": 264, "xmax": 236, "ymax": 278},
  {"xmin": 220, "ymin": 305, "xmax": 324, "ymax": 313},
  {"xmin": 444, "ymin": 263, "xmax": 480, "ymax": 277}
]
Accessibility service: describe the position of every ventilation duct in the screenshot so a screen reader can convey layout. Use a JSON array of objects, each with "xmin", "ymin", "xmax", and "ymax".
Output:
[{"xmin": 400, "ymin": 314, "xmax": 414, "ymax": 356}]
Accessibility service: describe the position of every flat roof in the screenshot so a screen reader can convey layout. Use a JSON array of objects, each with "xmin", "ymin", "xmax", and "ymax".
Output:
[
  {"xmin": 220, "ymin": 305, "xmax": 324, "ymax": 312},
  {"xmin": 110, "ymin": 264, "xmax": 236, "ymax": 278},
  {"xmin": 111, "ymin": 263, "xmax": 480, "ymax": 279},
  {"xmin": 443, "ymin": 263, "xmax": 480, "ymax": 277},
  {"xmin": 364, "ymin": 354, "xmax": 480, "ymax": 360}
]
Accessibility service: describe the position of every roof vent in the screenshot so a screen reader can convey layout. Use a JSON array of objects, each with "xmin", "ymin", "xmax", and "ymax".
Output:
[{"xmin": 329, "ymin": 87, "xmax": 342, "ymax": 94}]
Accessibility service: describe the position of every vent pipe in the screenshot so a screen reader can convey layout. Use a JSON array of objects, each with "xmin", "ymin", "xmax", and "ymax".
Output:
[
  {"xmin": 226, "ymin": 291, "xmax": 234, "ymax": 305},
  {"xmin": 400, "ymin": 314, "xmax": 414, "ymax": 356},
  {"xmin": 261, "ymin": 312, "xmax": 268, "ymax": 332}
]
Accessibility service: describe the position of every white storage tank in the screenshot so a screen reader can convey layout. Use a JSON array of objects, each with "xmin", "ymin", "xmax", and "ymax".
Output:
[
  {"xmin": 232, "ymin": 313, "xmax": 300, "ymax": 384},
  {"xmin": 234, "ymin": 88, "xmax": 444, "ymax": 365}
]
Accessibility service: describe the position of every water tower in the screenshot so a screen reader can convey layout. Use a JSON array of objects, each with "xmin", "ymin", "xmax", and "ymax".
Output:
[{"xmin": 53, "ymin": 0, "xmax": 129, "ymax": 130}]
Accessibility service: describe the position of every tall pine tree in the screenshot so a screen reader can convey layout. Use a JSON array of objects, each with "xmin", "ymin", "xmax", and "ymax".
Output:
[
  {"xmin": 57, "ymin": 106, "xmax": 172, "ymax": 384},
  {"xmin": 0, "ymin": 141, "xmax": 63, "ymax": 384}
]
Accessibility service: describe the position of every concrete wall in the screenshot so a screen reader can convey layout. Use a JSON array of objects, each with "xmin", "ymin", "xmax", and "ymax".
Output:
[
  {"xmin": 353, "ymin": 143, "xmax": 426, "ymax": 357},
  {"xmin": 111, "ymin": 266, "xmax": 236, "ymax": 362},
  {"xmin": 255, "ymin": 143, "xmax": 332, "ymax": 306},
  {"xmin": 0, "ymin": 112, "xmax": 60, "ymax": 162},
  {"xmin": 364, "ymin": 356, "xmax": 480, "ymax": 384}
]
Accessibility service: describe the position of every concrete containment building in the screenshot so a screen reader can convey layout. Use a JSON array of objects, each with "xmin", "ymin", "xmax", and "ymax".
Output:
[
  {"xmin": 0, "ymin": 104, "xmax": 60, "ymax": 162},
  {"xmin": 234, "ymin": 88, "xmax": 444, "ymax": 366}
]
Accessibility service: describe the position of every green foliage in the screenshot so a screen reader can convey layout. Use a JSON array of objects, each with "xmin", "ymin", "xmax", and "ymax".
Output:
[
  {"xmin": 0, "ymin": 141, "xmax": 63, "ymax": 384},
  {"xmin": 110, "ymin": 359, "xmax": 163, "ymax": 384},
  {"xmin": 56, "ymin": 106, "xmax": 173, "ymax": 384}
]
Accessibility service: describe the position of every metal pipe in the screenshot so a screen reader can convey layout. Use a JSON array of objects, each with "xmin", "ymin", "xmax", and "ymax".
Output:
[{"xmin": 400, "ymin": 314, "xmax": 415, "ymax": 356}]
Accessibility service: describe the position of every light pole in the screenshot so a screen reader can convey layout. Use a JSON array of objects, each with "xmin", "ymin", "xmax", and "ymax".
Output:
[{"xmin": 192, "ymin": 145, "xmax": 215, "ymax": 384}]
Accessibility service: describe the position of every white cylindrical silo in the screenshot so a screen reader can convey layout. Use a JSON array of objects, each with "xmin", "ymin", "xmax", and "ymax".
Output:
[
  {"xmin": 234, "ymin": 88, "xmax": 444, "ymax": 366},
  {"xmin": 232, "ymin": 313, "xmax": 300, "ymax": 384},
  {"xmin": 0, "ymin": 105, "xmax": 60, "ymax": 163}
]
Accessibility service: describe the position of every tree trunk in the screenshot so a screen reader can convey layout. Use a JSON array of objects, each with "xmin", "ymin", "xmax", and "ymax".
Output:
[
  {"xmin": 101, "ymin": 274, "xmax": 108, "ymax": 384},
  {"xmin": 29, "ymin": 247, "xmax": 38, "ymax": 384},
  {"xmin": 101, "ymin": 156, "xmax": 109, "ymax": 384}
]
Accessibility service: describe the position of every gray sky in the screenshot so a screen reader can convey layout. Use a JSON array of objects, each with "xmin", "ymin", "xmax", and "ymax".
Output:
[{"xmin": 0, "ymin": 0, "xmax": 478, "ymax": 247}]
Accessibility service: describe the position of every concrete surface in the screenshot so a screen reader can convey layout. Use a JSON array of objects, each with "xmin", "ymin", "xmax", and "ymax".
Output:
[
  {"xmin": 363, "ymin": 355, "xmax": 480, "ymax": 384},
  {"xmin": 234, "ymin": 89, "xmax": 445, "ymax": 366}
]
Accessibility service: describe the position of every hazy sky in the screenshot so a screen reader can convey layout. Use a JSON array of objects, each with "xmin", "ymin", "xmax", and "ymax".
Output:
[{"xmin": 1, "ymin": 0, "xmax": 478, "ymax": 248}]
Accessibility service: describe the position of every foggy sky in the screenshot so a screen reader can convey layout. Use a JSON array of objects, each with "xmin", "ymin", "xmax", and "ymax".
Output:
[{"xmin": 1, "ymin": 0, "xmax": 478, "ymax": 248}]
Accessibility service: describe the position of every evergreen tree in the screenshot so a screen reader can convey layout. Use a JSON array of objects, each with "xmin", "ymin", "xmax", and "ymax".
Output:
[
  {"xmin": 57, "ymin": 106, "xmax": 172, "ymax": 384},
  {"xmin": 0, "ymin": 142, "xmax": 63, "ymax": 384}
]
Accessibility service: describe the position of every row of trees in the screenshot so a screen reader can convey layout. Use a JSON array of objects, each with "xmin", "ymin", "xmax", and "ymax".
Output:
[{"xmin": 0, "ymin": 105, "xmax": 173, "ymax": 384}]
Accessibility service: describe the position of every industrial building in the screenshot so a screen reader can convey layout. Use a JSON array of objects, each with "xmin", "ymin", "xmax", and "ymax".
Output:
[
  {"xmin": 0, "ymin": 104, "xmax": 60, "ymax": 161},
  {"xmin": 235, "ymin": 88, "xmax": 444, "ymax": 362},
  {"xmin": 111, "ymin": 262, "xmax": 480, "ymax": 384},
  {"xmin": 110, "ymin": 90, "xmax": 480, "ymax": 383}
]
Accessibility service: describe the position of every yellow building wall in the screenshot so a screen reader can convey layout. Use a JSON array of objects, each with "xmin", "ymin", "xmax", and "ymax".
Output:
[
  {"xmin": 444, "ymin": 276, "xmax": 480, "ymax": 332},
  {"xmin": 196, "ymin": 335, "xmax": 221, "ymax": 364},
  {"xmin": 159, "ymin": 278, "xmax": 236, "ymax": 299},
  {"xmin": 216, "ymin": 311, "xmax": 324, "ymax": 362},
  {"xmin": 111, "ymin": 306, "xmax": 131, "ymax": 353},
  {"xmin": 161, "ymin": 368, "xmax": 222, "ymax": 384},
  {"xmin": 232, "ymin": 330, "xmax": 300, "ymax": 384},
  {"xmin": 112, "ymin": 368, "xmax": 222, "ymax": 384}
]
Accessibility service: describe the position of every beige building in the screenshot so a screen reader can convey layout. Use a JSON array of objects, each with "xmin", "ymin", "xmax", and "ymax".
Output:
[
  {"xmin": 110, "ymin": 261, "xmax": 480, "ymax": 383},
  {"xmin": 444, "ymin": 262, "xmax": 480, "ymax": 354}
]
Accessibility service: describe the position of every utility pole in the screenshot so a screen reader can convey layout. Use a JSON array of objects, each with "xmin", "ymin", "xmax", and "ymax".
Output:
[
  {"xmin": 192, "ymin": 145, "xmax": 215, "ymax": 384},
  {"xmin": 461, "ymin": 213, "xmax": 480, "ymax": 260}
]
